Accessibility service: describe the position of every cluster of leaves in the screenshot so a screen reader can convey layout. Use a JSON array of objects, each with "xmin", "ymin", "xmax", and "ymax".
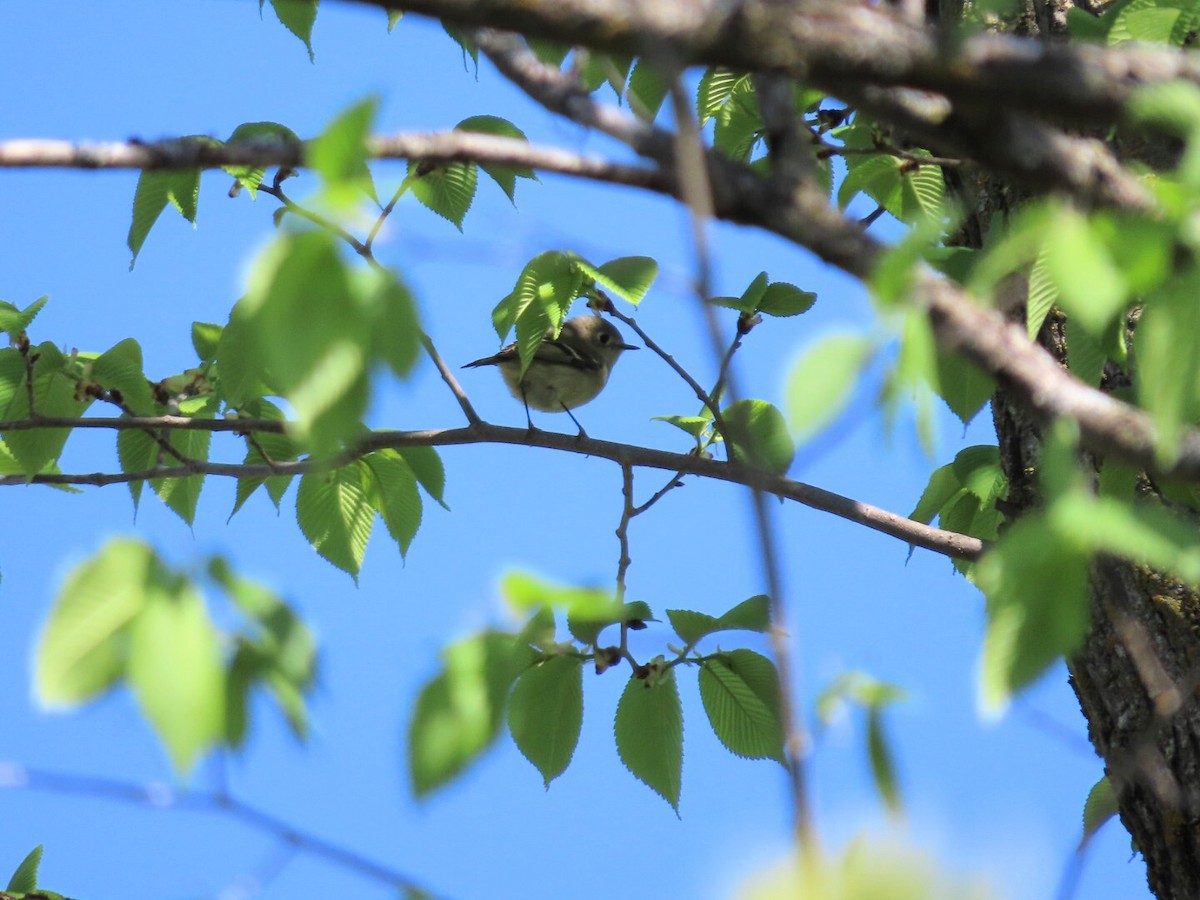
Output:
[
  {"xmin": 35, "ymin": 539, "xmax": 317, "ymax": 772},
  {"xmin": 408, "ymin": 576, "xmax": 784, "ymax": 812}
]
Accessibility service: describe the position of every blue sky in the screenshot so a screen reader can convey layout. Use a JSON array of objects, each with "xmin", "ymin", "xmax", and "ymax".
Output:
[{"xmin": 0, "ymin": 3, "xmax": 1150, "ymax": 899}]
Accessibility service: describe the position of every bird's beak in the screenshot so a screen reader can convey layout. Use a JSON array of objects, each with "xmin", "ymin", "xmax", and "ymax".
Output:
[{"xmin": 618, "ymin": 343, "xmax": 639, "ymax": 351}]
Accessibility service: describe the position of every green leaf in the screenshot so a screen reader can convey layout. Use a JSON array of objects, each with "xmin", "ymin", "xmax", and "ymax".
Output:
[
  {"xmin": 666, "ymin": 595, "xmax": 770, "ymax": 646},
  {"xmin": 91, "ymin": 337, "xmax": 156, "ymax": 415},
  {"xmin": 363, "ymin": 450, "xmax": 422, "ymax": 557},
  {"xmin": 399, "ymin": 445, "xmax": 448, "ymax": 509},
  {"xmin": 127, "ymin": 576, "xmax": 225, "ymax": 774},
  {"xmin": 712, "ymin": 78, "xmax": 762, "ymax": 161},
  {"xmin": 6, "ymin": 845, "xmax": 42, "ymax": 894},
  {"xmin": 1026, "ymin": 248, "xmax": 1057, "ymax": 339},
  {"xmin": 909, "ymin": 463, "xmax": 961, "ymax": 526},
  {"xmin": 698, "ymin": 649, "xmax": 785, "ymax": 763},
  {"xmin": 615, "ymin": 667, "xmax": 683, "ymax": 811},
  {"xmin": 785, "ymin": 333, "xmax": 873, "ymax": 441},
  {"xmin": 568, "ymin": 600, "xmax": 653, "ymax": 646},
  {"xmin": 1043, "ymin": 205, "xmax": 1127, "ymax": 337},
  {"xmin": 0, "ymin": 295, "xmax": 47, "ymax": 338},
  {"xmin": 237, "ymin": 231, "xmax": 369, "ymax": 453},
  {"xmin": 224, "ymin": 122, "xmax": 302, "ymax": 197},
  {"xmin": 191, "ymin": 321, "xmax": 224, "ymax": 363},
  {"xmin": 1109, "ymin": 0, "xmax": 1199, "ymax": 44},
  {"xmin": 722, "ymin": 399, "xmax": 794, "ymax": 474},
  {"xmin": 387, "ymin": 9, "xmax": 403, "ymax": 30},
  {"xmin": 309, "ymin": 96, "xmax": 378, "ymax": 202},
  {"xmin": 590, "ymin": 256, "xmax": 659, "ymax": 306},
  {"xmin": 975, "ymin": 516, "xmax": 1091, "ymax": 713},
  {"xmin": 652, "ymin": 414, "xmax": 712, "ymax": 440},
  {"xmin": 3, "ymin": 343, "xmax": 92, "ymax": 476},
  {"xmin": 408, "ymin": 160, "xmax": 477, "ymax": 230},
  {"xmin": 756, "ymin": 282, "xmax": 817, "ymax": 317},
  {"xmin": 935, "ymin": 348, "xmax": 995, "ymax": 425},
  {"xmin": 127, "ymin": 167, "xmax": 202, "ymax": 268},
  {"xmin": 867, "ymin": 707, "xmax": 902, "ymax": 814},
  {"xmin": 697, "ymin": 67, "xmax": 747, "ymax": 125},
  {"xmin": 1065, "ymin": 316, "xmax": 1107, "ymax": 388},
  {"xmin": 408, "ymin": 631, "xmax": 533, "ymax": 796},
  {"xmin": 839, "ymin": 155, "xmax": 902, "ymax": 212},
  {"xmin": 627, "ymin": 58, "xmax": 670, "ymax": 121},
  {"xmin": 455, "ymin": 115, "xmax": 536, "ymax": 203},
  {"xmin": 296, "ymin": 464, "xmax": 375, "ymax": 579},
  {"xmin": 149, "ymin": 394, "xmax": 217, "ymax": 526},
  {"xmin": 1136, "ymin": 271, "xmax": 1200, "ymax": 463},
  {"xmin": 270, "ymin": 0, "xmax": 318, "ymax": 60},
  {"xmin": 1081, "ymin": 776, "xmax": 1119, "ymax": 846},
  {"xmin": 230, "ymin": 398, "xmax": 296, "ymax": 516},
  {"xmin": 507, "ymin": 655, "xmax": 584, "ymax": 786},
  {"xmin": 360, "ymin": 265, "xmax": 421, "ymax": 377}
]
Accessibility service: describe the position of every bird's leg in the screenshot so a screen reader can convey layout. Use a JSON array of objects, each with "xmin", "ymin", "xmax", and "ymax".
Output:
[
  {"xmin": 520, "ymin": 386, "xmax": 536, "ymax": 434},
  {"xmin": 561, "ymin": 403, "xmax": 588, "ymax": 441}
]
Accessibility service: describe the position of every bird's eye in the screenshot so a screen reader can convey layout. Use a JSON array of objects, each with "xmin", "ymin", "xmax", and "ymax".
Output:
[{"xmin": 599, "ymin": 333, "xmax": 611, "ymax": 343}]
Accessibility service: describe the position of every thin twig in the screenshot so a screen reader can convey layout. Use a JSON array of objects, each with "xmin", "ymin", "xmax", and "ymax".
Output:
[
  {"xmin": 667, "ymin": 76, "xmax": 814, "ymax": 845},
  {"xmin": 0, "ymin": 763, "xmax": 437, "ymax": 897}
]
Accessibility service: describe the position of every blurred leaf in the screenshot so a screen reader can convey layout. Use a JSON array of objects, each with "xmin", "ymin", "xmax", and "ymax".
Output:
[
  {"xmin": 408, "ymin": 631, "xmax": 534, "ymax": 796},
  {"xmin": 615, "ymin": 667, "xmax": 683, "ymax": 811},
  {"xmin": 867, "ymin": 707, "xmax": 903, "ymax": 814},
  {"xmin": 786, "ymin": 333, "xmax": 873, "ymax": 441},
  {"xmin": 310, "ymin": 96, "xmax": 379, "ymax": 203},
  {"xmin": 628, "ymin": 58, "xmax": 670, "ymax": 121},
  {"xmin": 126, "ymin": 574, "xmax": 225, "ymax": 774}
]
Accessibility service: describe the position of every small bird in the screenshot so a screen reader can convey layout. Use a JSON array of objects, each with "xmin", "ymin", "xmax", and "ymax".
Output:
[{"xmin": 463, "ymin": 314, "xmax": 638, "ymax": 435}]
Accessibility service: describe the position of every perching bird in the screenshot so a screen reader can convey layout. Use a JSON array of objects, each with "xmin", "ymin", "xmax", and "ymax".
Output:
[{"xmin": 463, "ymin": 314, "xmax": 638, "ymax": 435}]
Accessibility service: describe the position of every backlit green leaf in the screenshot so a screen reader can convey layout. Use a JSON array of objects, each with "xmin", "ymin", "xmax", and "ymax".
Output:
[
  {"xmin": 699, "ymin": 649, "xmax": 785, "ymax": 763},
  {"xmin": 615, "ymin": 667, "xmax": 683, "ymax": 811},
  {"xmin": 507, "ymin": 655, "xmax": 584, "ymax": 786}
]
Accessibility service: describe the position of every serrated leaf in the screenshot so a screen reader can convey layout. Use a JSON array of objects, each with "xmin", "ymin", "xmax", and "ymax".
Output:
[
  {"xmin": 698, "ymin": 649, "xmax": 785, "ymax": 763},
  {"xmin": 363, "ymin": 450, "xmax": 422, "ymax": 557},
  {"xmin": 456, "ymin": 115, "xmax": 536, "ymax": 203},
  {"xmin": 1027, "ymin": 248, "xmax": 1057, "ymax": 339},
  {"xmin": 757, "ymin": 282, "xmax": 816, "ymax": 317},
  {"xmin": 3, "ymin": 343, "xmax": 92, "ymax": 475},
  {"xmin": 934, "ymin": 349, "xmax": 994, "ymax": 425},
  {"xmin": 408, "ymin": 631, "xmax": 533, "ymax": 796},
  {"xmin": 666, "ymin": 609, "xmax": 720, "ymax": 646},
  {"xmin": 667, "ymin": 595, "xmax": 770, "ymax": 645},
  {"xmin": 615, "ymin": 668, "xmax": 683, "ymax": 811},
  {"xmin": 909, "ymin": 463, "xmax": 960, "ymax": 525},
  {"xmin": 1081, "ymin": 776, "xmax": 1119, "ymax": 845},
  {"xmin": 127, "ymin": 576, "xmax": 225, "ymax": 773},
  {"xmin": 628, "ymin": 58, "xmax": 670, "ymax": 121},
  {"xmin": 230, "ymin": 398, "xmax": 296, "ymax": 517},
  {"xmin": 408, "ymin": 160, "xmax": 477, "ymax": 230},
  {"xmin": 592, "ymin": 256, "xmax": 659, "ymax": 305},
  {"xmin": 149, "ymin": 395, "xmax": 217, "ymax": 526},
  {"xmin": 296, "ymin": 465, "xmax": 375, "ymax": 578},
  {"xmin": 839, "ymin": 155, "xmax": 903, "ymax": 212},
  {"xmin": 722, "ymin": 399, "xmax": 794, "ymax": 474},
  {"xmin": 1109, "ymin": 0, "xmax": 1196, "ymax": 44},
  {"xmin": 6, "ymin": 845, "xmax": 42, "ymax": 893},
  {"xmin": 127, "ymin": 168, "xmax": 202, "ymax": 268},
  {"xmin": 786, "ymin": 333, "xmax": 873, "ymax": 441},
  {"xmin": 92, "ymin": 337, "xmax": 156, "ymax": 415},
  {"xmin": 0, "ymin": 295, "xmax": 47, "ymax": 338},
  {"xmin": 398, "ymin": 445, "xmax": 447, "ymax": 508},
  {"xmin": 697, "ymin": 67, "xmax": 747, "ymax": 125},
  {"xmin": 507, "ymin": 655, "xmax": 584, "ymax": 787},
  {"xmin": 270, "ymin": 0, "xmax": 317, "ymax": 60}
]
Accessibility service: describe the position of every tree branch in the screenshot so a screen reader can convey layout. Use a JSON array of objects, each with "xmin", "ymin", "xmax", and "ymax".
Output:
[{"xmin": 0, "ymin": 419, "xmax": 982, "ymax": 562}]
